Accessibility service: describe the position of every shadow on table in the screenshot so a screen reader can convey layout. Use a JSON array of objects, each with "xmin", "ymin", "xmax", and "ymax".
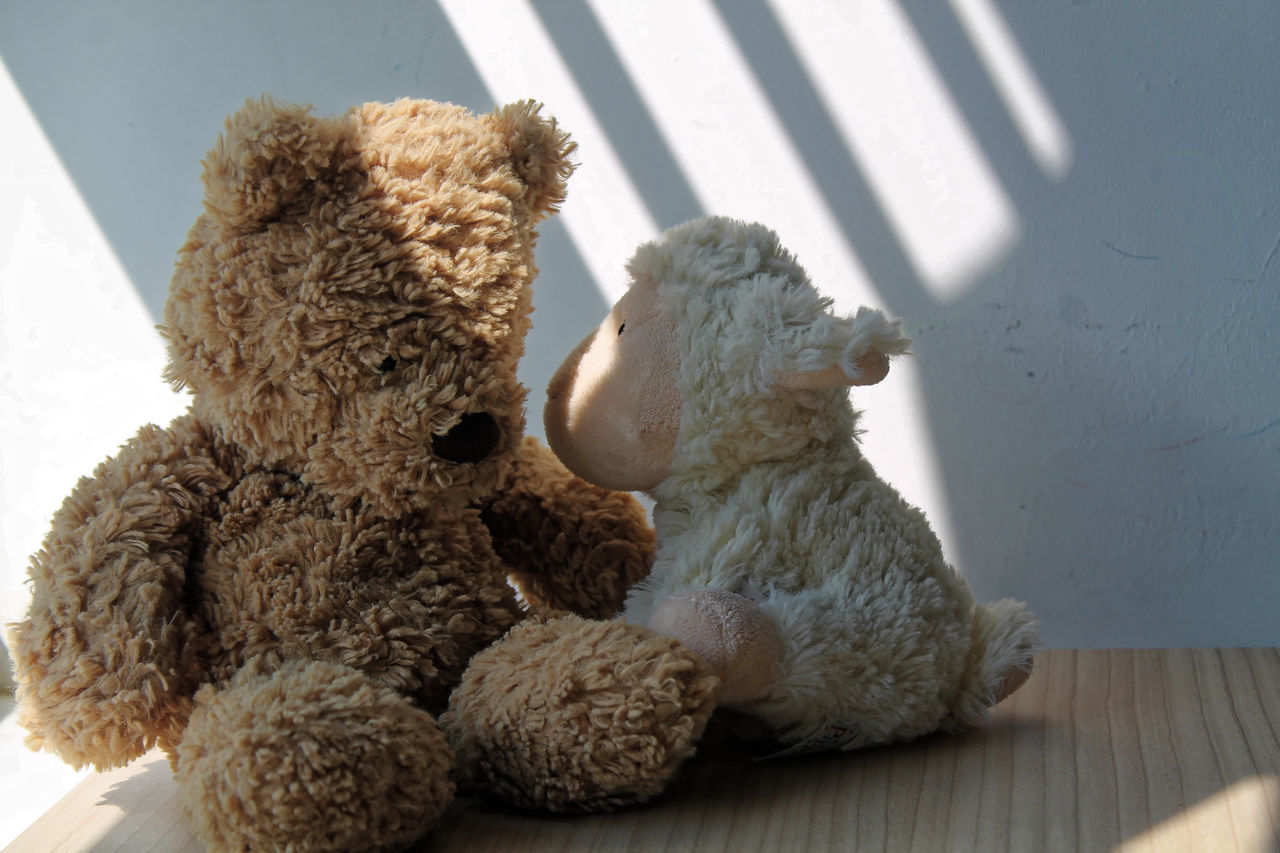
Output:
[{"xmin": 92, "ymin": 754, "xmax": 202, "ymax": 853}]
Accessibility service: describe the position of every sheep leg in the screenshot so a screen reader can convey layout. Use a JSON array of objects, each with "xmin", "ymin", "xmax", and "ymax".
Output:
[{"xmin": 650, "ymin": 589, "xmax": 783, "ymax": 706}]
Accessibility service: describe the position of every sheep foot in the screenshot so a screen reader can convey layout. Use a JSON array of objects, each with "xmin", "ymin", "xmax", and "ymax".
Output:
[{"xmin": 650, "ymin": 589, "xmax": 782, "ymax": 706}]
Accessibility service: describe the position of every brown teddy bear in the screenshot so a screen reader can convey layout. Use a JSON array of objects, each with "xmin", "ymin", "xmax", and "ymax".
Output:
[{"xmin": 8, "ymin": 97, "xmax": 717, "ymax": 852}]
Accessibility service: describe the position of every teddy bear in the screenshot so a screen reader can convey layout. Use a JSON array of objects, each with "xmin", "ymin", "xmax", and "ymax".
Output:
[
  {"xmin": 7, "ymin": 97, "xmax": 717, "ymax": 852},
  {"xmin": 544, "ymin": 215, "xmax": 1038, "ymax": 756}
]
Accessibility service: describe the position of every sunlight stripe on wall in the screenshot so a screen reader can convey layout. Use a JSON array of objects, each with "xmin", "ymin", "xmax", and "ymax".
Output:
[
  {"xmin": 586, "ymin": 0, "xmax": 879, "ymax": 314},
  {"xmin": 439, "ymin": 0, "xmax": 658, "ymax": 303},
  {"xmin": 769, "ymin": 0, "xmax": 1019, "ymax": 302},
  {"xmin": 948, "ymin": 0, "xmax": 1073, "ymax": 180},
  {"xmin": 586, "ymin": 0, "xmax": 959, "ymax": 557}
]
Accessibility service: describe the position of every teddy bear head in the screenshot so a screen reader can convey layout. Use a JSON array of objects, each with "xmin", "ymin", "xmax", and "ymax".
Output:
[{"xmin": 162, "ymin": 97, "xmax": 575, "ymax": 515}]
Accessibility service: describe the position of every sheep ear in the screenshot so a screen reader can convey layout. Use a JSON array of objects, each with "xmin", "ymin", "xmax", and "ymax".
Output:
[
  {"xmin": 490, "ymin": 100, "xmax": 577, "ymax": 221},
  {"xmin": 775, "ymin": 352, "xmax": 890, "ymax": 390},
  {"xmin": 772, "ymin": 306, "xmax": 910, "ymax": 390},
  {"xmin": 201, "ymin": 96, "xmax": 344, "ymax": 232}
]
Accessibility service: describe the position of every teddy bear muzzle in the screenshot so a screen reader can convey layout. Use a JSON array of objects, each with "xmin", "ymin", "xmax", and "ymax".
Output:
[{"xmin": 432, "ymin": 411, "xmax": 502, "ymax": 464}]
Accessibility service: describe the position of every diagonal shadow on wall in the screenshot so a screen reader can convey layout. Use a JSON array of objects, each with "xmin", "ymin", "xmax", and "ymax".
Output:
[
  {"xmin": 3, "ymin": 0, "xmax": 1280, "ymax": 846},
  {"xmin": 704, "ymin": 0, "xmax": 1280, "ymax": 652},
  {"xmin": 0, "ymin": 0, "xmax": 615, "ymax": 443},
  {"xmin": 531, "ymin": 0, "xmax": 704, "ymax": 230},
  {"xmin": 5, "ymin": 0, "xmax": 1278, "ymax": 653},
  {"xmin": 0, "ymin": 0, "xmax": 611, "ymax": 340}
]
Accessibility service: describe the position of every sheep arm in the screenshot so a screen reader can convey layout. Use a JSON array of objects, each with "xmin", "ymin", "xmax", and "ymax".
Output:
[
  {"xmin": 478, "ymin": 437, "xmax": 654, "ymax": 618},
  {"xmin": 8, "ymin": 414, "xmax": 232, "ymax": 769}
]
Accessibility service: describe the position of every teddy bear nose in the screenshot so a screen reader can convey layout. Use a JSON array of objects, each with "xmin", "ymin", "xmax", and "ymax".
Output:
[{"xmin": 432, "ymin": 412, "xmax": 502, "ymax": 464}]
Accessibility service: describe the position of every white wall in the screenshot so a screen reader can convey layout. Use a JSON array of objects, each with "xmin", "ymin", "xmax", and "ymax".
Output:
[{"xmin": 2, "ymin": 0, "xmax": 1277, "ymax": 653}]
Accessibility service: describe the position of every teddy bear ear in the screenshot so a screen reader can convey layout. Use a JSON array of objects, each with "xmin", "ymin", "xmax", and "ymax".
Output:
[
  {"xmin": 489, "ymin": 100, "xmax": 577, "ymax": 221},
  {"xmin": 201, "ymin": 96, "xmax": 344, "ymax": 232}
]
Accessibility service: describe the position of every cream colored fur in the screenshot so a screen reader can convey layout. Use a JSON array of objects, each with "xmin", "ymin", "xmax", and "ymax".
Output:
[{"xmin": 546, "ymin": 216, "xmax": 1038, "ymax": 751}]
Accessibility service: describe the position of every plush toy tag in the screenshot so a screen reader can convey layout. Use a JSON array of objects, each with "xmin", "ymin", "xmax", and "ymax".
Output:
[{"xmin": 755, "ymin": 722, "xmax": 863, "ymax": 760}]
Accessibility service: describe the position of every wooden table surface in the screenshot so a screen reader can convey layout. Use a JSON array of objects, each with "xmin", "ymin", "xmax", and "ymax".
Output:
[{"xmin": 7, "ymin": 649, "xmax": 1280, "ymax": 852}]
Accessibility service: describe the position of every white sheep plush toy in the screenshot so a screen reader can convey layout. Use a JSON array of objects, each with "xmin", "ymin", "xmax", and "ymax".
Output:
[{"xmin": 545, "ymin": 216, "xmax": 1037, "ymax": 755}]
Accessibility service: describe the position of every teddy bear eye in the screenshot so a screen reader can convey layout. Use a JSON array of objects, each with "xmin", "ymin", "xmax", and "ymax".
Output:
[
  {"xmin": 377, "ymin": 355, "xmax": 398, "ymax": 372},
  {"xmin": 618, "ymin": 322, "xmax": 627, "ymax": 336}
]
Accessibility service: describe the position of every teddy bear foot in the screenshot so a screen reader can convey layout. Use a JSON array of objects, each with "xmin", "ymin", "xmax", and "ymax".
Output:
[
  {"xmin": 442, "ymin": 613, "xmax": 719, "ymax": 812},
  {"xmin": 175, "ymin": 660, "xmax": 454, "ymax": 853}
]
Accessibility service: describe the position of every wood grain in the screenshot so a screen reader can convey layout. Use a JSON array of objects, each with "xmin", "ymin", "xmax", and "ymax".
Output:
[{"xmin": 7, "ymin": 649, "xmax": 1279, "ymax": 852}]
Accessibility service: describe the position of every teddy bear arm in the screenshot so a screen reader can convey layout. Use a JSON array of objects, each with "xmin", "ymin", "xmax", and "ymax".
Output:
[
  {"xmin": 9, "ymin": 416, "xmax": 232, "ymax": 770},
  {"xmin": 478, "ymin": 437, "xmax": 654, "ymax": 619}
]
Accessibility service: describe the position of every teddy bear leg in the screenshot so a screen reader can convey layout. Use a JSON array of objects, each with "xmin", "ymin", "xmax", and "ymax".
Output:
[
  {"xmin": 175, "ymin": 659, "xmax": 454, "ymax": 853},
  {"xmin": 442, "ymin": 613, "xmax": 719, "ymax": 812}
]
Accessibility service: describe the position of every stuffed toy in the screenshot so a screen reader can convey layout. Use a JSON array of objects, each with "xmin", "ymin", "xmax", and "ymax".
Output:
[
  {"xmin": 544, "ymin": 215, "xmax": 1038, "ymax": 756},
  {"xmin": 8, "ymin": 97, "xmax": 717, "ymax": 852}
]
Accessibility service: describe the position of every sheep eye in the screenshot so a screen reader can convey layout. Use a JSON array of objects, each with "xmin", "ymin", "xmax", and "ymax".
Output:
[
  {"xmin": 618, "ymin": 322, "xmax": 627, "ymax": 336},
  {"xmin": 377, "ymin": 355, "xmax": 398, "ymax": 372}
]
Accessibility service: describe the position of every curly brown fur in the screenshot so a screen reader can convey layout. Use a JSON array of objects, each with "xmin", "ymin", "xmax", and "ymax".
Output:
[
  {"xmin": 443, "ymin": 614, "xmax": 718, "ymax": 811},
  {"xmin": 9, "ymin": 416, "xmax": 227, "ymax": 769},
  {"xmin": 177, "ymin": 660, "xmax": 455, "ymax": 853},
  {"xmin": 481, "ymin": 438, "xmax": 655, "ymax": 618},
  {"xmin": 8, "ymin": 96, "xmax": 679, "ymax": 850},
  {"xmin": 164, "ymin": 98, "xmax": 560, "ymax": 515}
]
